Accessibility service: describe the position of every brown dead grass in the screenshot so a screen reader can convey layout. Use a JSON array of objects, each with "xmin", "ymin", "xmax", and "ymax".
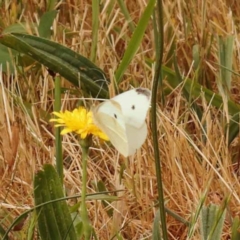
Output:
[{"xmin": 1, "ymin": 0, "xmax": 240, "ymax": 239}]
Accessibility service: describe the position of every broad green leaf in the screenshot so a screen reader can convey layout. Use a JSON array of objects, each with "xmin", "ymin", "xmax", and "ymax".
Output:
[
  {"xmin": 0, "ymin": 23, "xmax": 31, "ymax": 73},
  {"xmin": 34, "ymin": 164, "xmax": 77, "ymax": 240},
  {"xmin": 34, "ymin": 170, "xmax": 62, "ymax": 239},
  {"xmin": 0, "ymin": 33, "xmax": 109, "ymax": 98},
  {"xmin": 200, "ymin": 204, "xmax": 226, "ymax": 240}
]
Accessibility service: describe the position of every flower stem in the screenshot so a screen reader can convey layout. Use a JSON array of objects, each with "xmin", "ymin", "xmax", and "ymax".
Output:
[
  {"xmin": 54, "ymin": 75, "xmax": 63, "ymax": 184},
  {"xmin": 80, "ymin": 138, "xmax": 92, "ymax": 239}
]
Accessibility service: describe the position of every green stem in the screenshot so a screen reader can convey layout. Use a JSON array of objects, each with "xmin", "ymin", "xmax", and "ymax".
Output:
[
  {"xmin": 151, "ymin": 0, "xmax": 168, "ymax": 239},
  {"xmin": 54, "ymin": 75, "xmax": 63, "ymax": 185},
  {"xmin": 80, "ymin": 138, "xmax": 92, "ymax": 239}
]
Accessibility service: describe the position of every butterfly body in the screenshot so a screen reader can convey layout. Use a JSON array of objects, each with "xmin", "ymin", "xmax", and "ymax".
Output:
[{"xmin": 92, "ymin": 88, "xmax": 151, "ymax": 157}]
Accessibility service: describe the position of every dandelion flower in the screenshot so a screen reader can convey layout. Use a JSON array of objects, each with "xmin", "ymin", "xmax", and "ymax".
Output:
[{"xmin": 50, "ymin": 107, "xmax": 109, "ymax": 140}]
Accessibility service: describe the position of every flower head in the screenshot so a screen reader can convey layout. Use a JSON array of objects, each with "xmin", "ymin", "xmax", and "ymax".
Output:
[{"xmin": 50, "ymin": 107, "xmax": 109, "ymax": 140}]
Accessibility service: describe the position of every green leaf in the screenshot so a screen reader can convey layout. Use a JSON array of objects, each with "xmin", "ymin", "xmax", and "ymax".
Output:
[
  {"xmin": 217, "ymin": 35, "xmax": 234, "ymax": 96},
  {"xmin": 0, "ymin": 23, "xmax": 31, "ymax": 74},
  {"xmin": 38, "ymin": 10, "xmax": 58, "ymax": 38},
  {"xmin": 115, "ymin": 0, "xmax": 156, "ymax": 83},
  {"xmin": 46, "ymin": 0, "xmax": 58, "ymax": 11},
  {"xmin": 231, "ymin": 217, "xmax": 240, "ymax": 240},
  {"xmin": 0, "ymin": 44, "xmax": 16, "ymax": 73},
  {"xmin": 0, "ymin": 33, "xmax": 109, "ymax": 98},
  {"xmin": 34, "ymin": 170, "xmax": 62, "ymax": 239},
  {"xmin": 3, "ymin": 23, "xmax": 35, "ymax": 34},
  {"xmin": 200, "ymin": 204, "xmax": 226, "ymax": 240},
  {"xmin": 34, "ymin": 164, "xmax": 77, "ymax": 240}
]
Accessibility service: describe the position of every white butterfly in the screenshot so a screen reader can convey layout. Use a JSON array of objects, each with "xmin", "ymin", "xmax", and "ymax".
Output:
[{"xmin": 92, "ymin": 88, "xmax": 151, "ymax": 157}]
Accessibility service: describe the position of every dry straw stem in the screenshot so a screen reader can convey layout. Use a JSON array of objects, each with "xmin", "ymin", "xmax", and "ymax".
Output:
[{"xmin": 1, "ymin": 0, "xmax": 240, "ymax": 239}]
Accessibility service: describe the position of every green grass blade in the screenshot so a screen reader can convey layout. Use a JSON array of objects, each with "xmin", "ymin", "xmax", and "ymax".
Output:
[
  {"xmin": 38, "ymin": 10, "xmax": 58, "ymax": 38},
  {"xmin": 91, "ymin": 0, "xmax": 100, "ymax": 62},
  {"xmin": 217, "ymin": 35, "xmax": 234, "ymax": 97},
  {"xmin": 114, "ymin": 0, "xmax": 156, "ymax": 83},
  {"xmin": 117, "ymin": 0, "xmax": 135, "ymax": 32},
  {"xmin": 152, "ymin": 209, "xmax": 162, "ymax": 240},
  {"xmin": 187, "ymin": 189, "xmax": 208, "ymax": 238},
  {"xmin": 47, "ymin": 0, "xmax": 58, "ymax": 11},
  {"xmin": 0, "ymin": 223, "xmax": 8, "ymax": 240},
  {"xmin": 26, "ymin": 212, "xmax": 37, "ymax": 240},
  {"xmin": 231, "ymin": 217, "xmax": 240, "ymax": 240},
  {"xmin": 173, "ymin": 54, "xmax": 203, "ymax": 119}
]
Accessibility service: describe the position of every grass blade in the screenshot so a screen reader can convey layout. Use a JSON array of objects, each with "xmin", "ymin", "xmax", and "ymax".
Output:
[
  {"xmin": 38, "ymin": 10, "xmax": 58, "ymax": 38},
  {"xmin": 91, "ymin": 1, "xmax": 100, "ymax": 62},
  {"xmin": 117, "ymin": 0, "xmax": 135, "ymax": 32},
  {"xmin": 152, "ymin": 209, "xmax": 162, "ymax": 240},
  {"xmin": 217, "ymin": 36, "xmax": 234, "ymax": 98},
  {"xmin": 114, "ymin": 0, "xmax": 155, "ymax": 83}
]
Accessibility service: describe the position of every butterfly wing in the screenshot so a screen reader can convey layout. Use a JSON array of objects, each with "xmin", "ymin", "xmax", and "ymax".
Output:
[
  {"xmin": 112, "ymin": 88, "xmax": 151, "ymax": 128},
  {"xmin": 92, "ymin": 100, "xmax": 129, "ymax": 156},
  {"xmin": 125, "ymin": 123, "xmax": 148, "ymax": 156}
]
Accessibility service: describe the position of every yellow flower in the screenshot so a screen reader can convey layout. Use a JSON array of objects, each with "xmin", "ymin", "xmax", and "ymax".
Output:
[{"xmin": 50, "ymin": 107, "xmax": 109, "ymax": 140}]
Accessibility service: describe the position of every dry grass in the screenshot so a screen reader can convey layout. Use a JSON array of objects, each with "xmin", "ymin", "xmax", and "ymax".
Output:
[{"xmin": 1, "ymin": 0, "xmax": 240, "ymax": 239}]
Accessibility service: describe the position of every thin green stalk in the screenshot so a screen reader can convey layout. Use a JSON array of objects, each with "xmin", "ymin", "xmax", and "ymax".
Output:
[
  {"xmin": 114, "ymin": 0, "xmax": 155, "ymax": 83},
  {"xmin": 151, "ymin": 0, "xmax": 168, "ymax": 239},
  {"xmin": 54, "ymin": 75, "xmax": 63, "ymax": 184},
  {"xmin": 80, "ymin": 138, "xmax": 92, "ymax": 240},
  {"xmin": 90, "ymin": 0, "xmax": 99, "ymax": 62},
  {"xmin": 117, "ymin": 0, "xmax": 135, "ymax": 32}
]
